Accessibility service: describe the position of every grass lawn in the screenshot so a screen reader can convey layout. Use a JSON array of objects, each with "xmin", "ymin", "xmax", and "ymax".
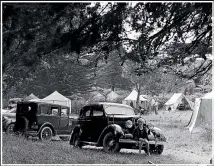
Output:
[{"xmin": 2, "ymin": 110, "xmax": 212, "ymax": 164}]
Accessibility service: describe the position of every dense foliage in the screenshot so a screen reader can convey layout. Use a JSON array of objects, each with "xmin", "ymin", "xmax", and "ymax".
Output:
[{"xmin": 2, "ymin": 2, "xmax": 212, "ymax": 100}]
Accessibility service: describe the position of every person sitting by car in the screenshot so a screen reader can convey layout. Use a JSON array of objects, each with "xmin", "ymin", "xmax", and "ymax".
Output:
[{"xmin": 133, "ymin": 118, "xmax": 151, "ymax": 156}]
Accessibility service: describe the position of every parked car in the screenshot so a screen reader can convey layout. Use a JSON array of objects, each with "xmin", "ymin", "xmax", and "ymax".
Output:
[
  {"xmin": 14, "ymin": 101, "xmax": 78, "ymax": 141},
  {"xmin": 69, "ymin": 102, "xmax": 166, "ymax": 154},
  {"xmin": 2, "ymin": 108, "xmax": 16, "ymax": 134}
]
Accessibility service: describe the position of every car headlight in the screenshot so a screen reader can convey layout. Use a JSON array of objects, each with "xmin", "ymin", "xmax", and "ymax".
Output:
[{"xmin": 125, "ymin": 120, "xmax": 133, "ymax": 128}]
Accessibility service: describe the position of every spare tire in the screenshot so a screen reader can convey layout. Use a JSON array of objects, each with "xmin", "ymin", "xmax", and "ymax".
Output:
[{"xmin": 15, "ymin": 116, "xmax": 29, "ymax": 133}]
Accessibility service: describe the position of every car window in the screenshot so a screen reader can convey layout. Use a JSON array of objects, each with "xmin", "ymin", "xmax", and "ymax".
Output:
[
  {"xmin": 61, "ymin": 108, "xmax": 69, "ymax": 116},
  {"xmin": 51, "ymin": 107, "xmax": 59, "ymax": 116},
  {"xmin": 85, "ymin": 109, "xmax": 91, "ymax": 117},
  {"xmin": 92, "ymin": 106, "xmax": 104, "ymax": 117},
  {"xmin": 80, "ymin": 106, "xmax": 91, "ymax": 117},
  {"xmin": 40, "ymin": 105, "xmax": 50, "ymax": 115},
  {"xmin": 93, "ymin": 110, "xmax": 103, "ymax": 116},
  {"xmin": 104, "ymin": 105, "xmax": 135, "ymax": 116}
]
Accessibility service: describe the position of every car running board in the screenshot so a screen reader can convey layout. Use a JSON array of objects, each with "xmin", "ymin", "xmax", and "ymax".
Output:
[{"xmin": 80, "ymin": 141, "xmax": 97, "ymax": 146}]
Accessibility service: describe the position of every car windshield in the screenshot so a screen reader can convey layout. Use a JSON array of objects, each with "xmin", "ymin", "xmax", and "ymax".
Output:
[{"xmin": 104, "ymin": 105, "xmax": 135, "ymax": 116}]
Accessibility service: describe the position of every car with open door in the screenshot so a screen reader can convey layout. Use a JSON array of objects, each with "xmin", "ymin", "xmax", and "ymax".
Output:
[
  {"xmin": 14, "ymin": 101, "xmax": 78, "ymax": 141},
  {"xmin": 69, "ymin": 102, "xmax": 166, "ymax": 154}
]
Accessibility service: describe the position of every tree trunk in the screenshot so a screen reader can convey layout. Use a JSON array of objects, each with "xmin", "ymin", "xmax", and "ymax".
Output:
[{"xmin": 136, "ymin": 83, "xmax": 141, "ymax": 109}]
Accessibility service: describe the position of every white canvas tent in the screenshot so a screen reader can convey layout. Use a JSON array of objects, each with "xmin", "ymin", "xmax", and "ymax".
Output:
[
  {"xmin": 122, "ymin": 90, "xmax": 148, "ymax": 108},
  {"xmin": 164, "ymin": 93, "xmax": 193, "ymax": 111},
  {"xmin": 107, "ymin": 91, "xmax": 119, "ymax": 101},
  {"xmin": 30, "ymin": 91, "xmax": 71, "ymax": 113},
  {"xmin": 24, "ymin": 93, "xmax": 39, "ymax": 101},
  {"xmin": 187, "ymin": 91, "xmax": 213, "ymax": 132},
  {"xmin": 92, "ymin": 92, "xmax": 106, "ymax": 101}
]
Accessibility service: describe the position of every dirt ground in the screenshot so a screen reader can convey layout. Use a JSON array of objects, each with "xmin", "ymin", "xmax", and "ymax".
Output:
[{"xmin": 122, "ymin": 109, "xmax": 212, "ymax": 164}]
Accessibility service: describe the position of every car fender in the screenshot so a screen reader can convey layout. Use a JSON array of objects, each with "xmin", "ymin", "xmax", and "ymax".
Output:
[
  {"xmin": 38, "ymin": 122, "xmax": 56, "ymax": 136},
  {"xmin": 97, "ymin": 124, "xmax": 124, "ymax": 145},
  {"xmin": 151, "ymin": 127, "xmax": 166, "ymax": 142},
  {"xmin": 3, "ymin": 119, "xmax": 15, "ymax": 131}
]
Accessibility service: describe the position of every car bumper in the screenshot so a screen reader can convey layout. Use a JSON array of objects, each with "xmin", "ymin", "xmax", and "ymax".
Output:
[{"xmin": 119, "ymin": 138, "xmax": 165, "ymax": 146}]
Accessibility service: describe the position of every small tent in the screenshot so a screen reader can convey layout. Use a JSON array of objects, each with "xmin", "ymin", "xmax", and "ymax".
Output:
[
  {"xmin": 24, "ymin": 93, "xmax": 39, "ymax": 101},
  {"xmin": 122, "ymin": 90, "xmax": 148, "ymax": 109},
  {"xmin": 187, "ymin": 91, "xmax": 213, "ymax": 132},
  {"xmin": 107, "ymin": 91, "xmax": 119, "ymax": 102},
  {"xmin": 92, "ymin": 92, "xmax": 106, "ymax": 101},
  {"xmin": 164, "ymin": 93, "xmax": 193, "ymax": 111}
]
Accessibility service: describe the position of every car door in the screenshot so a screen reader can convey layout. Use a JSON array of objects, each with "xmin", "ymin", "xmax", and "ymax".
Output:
[
  {"xmin": 78, "ymin": 106, "xmax": 92, "ymax": 141},
  {"xmin": 38, "ymin": 104, "xmax": 60, "ymax": 130},
  {"xmin": 90, "ymin": 105, "xmax": 107, "ymax": 142},
  {"xmin": 58, "ymin": 107, "xmax": 69, "ymax": 134},
  {"xmin": 48, "ymin": 106, "xmax": 61, "ymax": 132}
]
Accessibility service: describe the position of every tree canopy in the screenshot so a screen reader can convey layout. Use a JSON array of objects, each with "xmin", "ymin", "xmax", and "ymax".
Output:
[{"xmin": 2, "ymin": 2, "xmax": 212, "ymax": 99}]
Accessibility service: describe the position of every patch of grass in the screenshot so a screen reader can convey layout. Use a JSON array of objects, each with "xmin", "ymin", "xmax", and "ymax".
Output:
[
  {"xmin": 3, "ymin": 134, "xmax": 189, "ymax": 164},
  {"xmin": 2, "ymin": 110, "xmax": 212, "ymax": 164}
]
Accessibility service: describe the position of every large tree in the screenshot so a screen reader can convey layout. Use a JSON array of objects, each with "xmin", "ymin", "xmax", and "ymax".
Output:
[{"xmin": 2, "ymin": 2, "xmax": 212, "ymax": 97}]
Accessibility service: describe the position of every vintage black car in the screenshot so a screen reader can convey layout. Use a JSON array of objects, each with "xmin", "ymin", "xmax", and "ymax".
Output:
[
  {"xmin": 14, "ymin": 101, "xmax": 78, "ymax": 141},
  {"xmin": 69, "ymin": 102, "xmax": 166, "ymax": 154}
]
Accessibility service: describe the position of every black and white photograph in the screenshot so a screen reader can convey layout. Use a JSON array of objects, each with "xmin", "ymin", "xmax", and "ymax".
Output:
[{"xmin": 1, "ymin": 1, "xmax": 213, "ymax": 165}]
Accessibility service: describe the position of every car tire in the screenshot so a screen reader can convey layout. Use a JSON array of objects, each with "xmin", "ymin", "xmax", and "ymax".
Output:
[
  {"xmin": 149, "ymin": 145, "xmax": 164, "ymax": 155},
  {"xmin": 103, "ymin": 132, "xmax": 120, "ymax": 153},
  {"xmin": 39, "ymin": 126, "xmax": 53, "ymax": 141},
  {"xmin": 156, "ymin": 145, "xmax": 164, "ymax": 154},
  {"xmin": 5, "ymin": 123, "xmax": 15, "ymax": 134},
  {"xmin": 16, "ymin": 116, "xmax": 29, "ymax": 132},
  {"xmin": 72, "ymin": 133, "xmax": 82, "ymax": 148}
]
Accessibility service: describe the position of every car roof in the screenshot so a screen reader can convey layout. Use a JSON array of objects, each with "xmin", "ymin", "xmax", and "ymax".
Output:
[
  {"xmin": 9, "ymin": 98, "xmax": 23, "ymax": 101},
  {"xmin": 17, "ymin": 101, "xmax": 70, "ymax": 108},
  {"xmin": 86, "ymin": 102, "xmax": 133, "ymax": 109}
]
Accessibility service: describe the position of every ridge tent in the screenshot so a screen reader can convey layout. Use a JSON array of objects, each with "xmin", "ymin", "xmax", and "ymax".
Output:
[
  {"xmin": 107, "ymin": 91, "xmax": 119, "ymax": 102},
  {"xmin": 164, "ymin": 93, "xmax": 193, "ymax": 111},
  {"xmin": 24, "ymin": 93, "xmax": 39, "ymax": 101},
  {"xmin": 92, "ymin": 92, "xmax": 106, "ymax": 101},
  {"xmin": 187, "ymin": 91, "xmax": 213, "ymax": 132},
  {"xmin": 122, "ymin": 90, "xmax": 148, "ymax": 109},
  {"xmin": 42, "ymin": 91, "xmax": 71, "ymax": 107}
]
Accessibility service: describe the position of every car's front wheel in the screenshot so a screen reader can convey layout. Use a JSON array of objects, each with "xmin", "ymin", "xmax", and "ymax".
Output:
[
  {"xmin": 5, "ymin": 123, "xmax": 15, "ymax": 134},
  {"xmin": 150, "ymin": 145, "xmax": 164, "ymax": 154},
  {"xmin": 39, "ymin": 126, "xmax": 53, "ymax": 141},
  {"xmin": 72, "ymin": 133, "xmax": 82, "ymax": 148},
  {"xmin": 103, "ymin": 132, "xmax": 120, "ymax": 153}
]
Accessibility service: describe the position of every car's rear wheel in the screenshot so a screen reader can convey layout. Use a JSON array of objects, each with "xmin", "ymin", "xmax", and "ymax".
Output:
[
  {"xmin": 72, "ymin": 133, "xmax": 82, "ymax": 148},
  {"xmin": 39, "ymin": 126, "xmax": 52, "ymax": 141},
  {"xmin": 103, "ymin": 132, "xmax": 120, "ymax": 153},
  {"xmin": 5, "ymin": 123, "xmax": 15, "ymax": 134}
]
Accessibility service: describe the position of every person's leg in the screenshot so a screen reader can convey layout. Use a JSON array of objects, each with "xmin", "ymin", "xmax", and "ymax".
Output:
[
  {"xmin": 139, "ymin": 138, "xmax": 143, "ymax": 154},
  {"xmin": 144, "ymin": 139, "xmax": 150, "ymax": 156}
]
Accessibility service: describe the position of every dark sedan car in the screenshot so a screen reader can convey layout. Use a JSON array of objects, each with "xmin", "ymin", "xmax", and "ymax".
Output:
[
  {"xmin": 14, "ymin": 101, "xmax": 78, "ymax": 141},
  {"xmin": 70, "ymin": 102, "xmax": 166, "ymax": 154}
]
